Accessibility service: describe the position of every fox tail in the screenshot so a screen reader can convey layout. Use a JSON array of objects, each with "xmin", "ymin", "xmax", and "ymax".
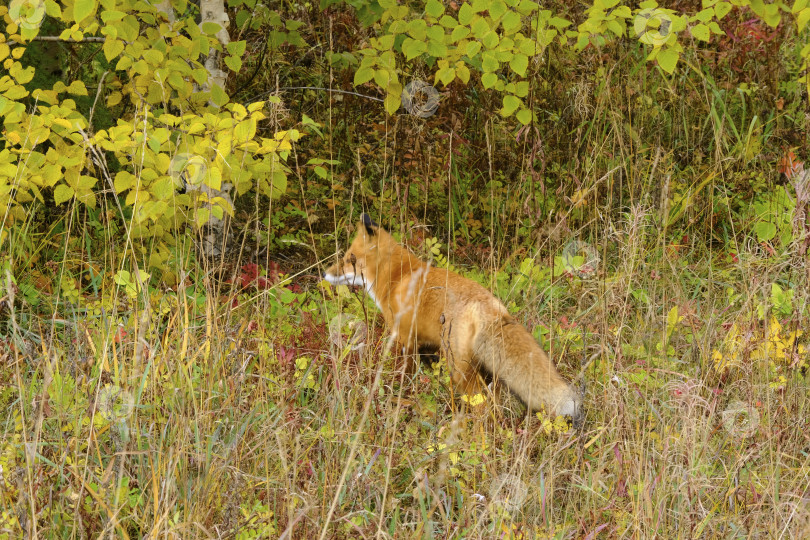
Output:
[{"xmin": 474, "ymin": 317, "xmax": 581, "ymax": 419}]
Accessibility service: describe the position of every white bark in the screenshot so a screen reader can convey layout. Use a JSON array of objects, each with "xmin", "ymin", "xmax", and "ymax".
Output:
[
  {"xmin": 153, "ymin": 0, "xmax": 175, "ymax": 23},
  {"xmin": 195, "ymin": 0, "xmax": 232, "ymax": 256},
  {"xmin": 199, "ymin": 0, "xmax": 230, "ymax": 93}
]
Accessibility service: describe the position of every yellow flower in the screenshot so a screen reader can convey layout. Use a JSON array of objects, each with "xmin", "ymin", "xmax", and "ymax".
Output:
[
  {"xmin": 553, "ymin": 415, "xmax": 572, "ymax": 433},
  {"xmin": 461, "ymin": 393, "xmax": 486, "ymax": 406},
  {"xmin": 712, "ymin": 349, "xmax": 727, "ymax": 371},
  {"xmin": 427, "ymin": 442, "xmax": 447, "ymax": 454}
]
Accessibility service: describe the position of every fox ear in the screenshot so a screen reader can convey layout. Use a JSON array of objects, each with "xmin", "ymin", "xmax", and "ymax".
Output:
[{"xmin": 360, "ymin": 213, "xmax": 378, "ymax": 236}]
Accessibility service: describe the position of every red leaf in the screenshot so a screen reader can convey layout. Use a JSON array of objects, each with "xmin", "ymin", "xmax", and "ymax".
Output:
[
  {"xmin": 778, "ymin": 149, "xmax": 804, "ymax": 179},
  {"xmin": 114, "ymin": 327, "xmax": 128, "ymax": 343}
]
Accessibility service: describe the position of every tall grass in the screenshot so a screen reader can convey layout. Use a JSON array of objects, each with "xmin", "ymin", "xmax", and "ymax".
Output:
[{"xmin": 2, "ymin": 4, "xmax": 810, "ymax": 537}]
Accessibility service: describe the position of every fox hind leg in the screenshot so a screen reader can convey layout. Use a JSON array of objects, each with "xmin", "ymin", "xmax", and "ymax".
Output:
[{"xmin": 443, "ymin": 331, "xmax": 483, "ymax": 398}]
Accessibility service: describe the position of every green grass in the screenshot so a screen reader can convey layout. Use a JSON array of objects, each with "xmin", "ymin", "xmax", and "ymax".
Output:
[
  {"xmin": 2, "ymin": 5, "xmax": 809, "ymax": 535},
  {"xmin": 1, "ymin": 201, "xmax": 808, "ymax": 538}
]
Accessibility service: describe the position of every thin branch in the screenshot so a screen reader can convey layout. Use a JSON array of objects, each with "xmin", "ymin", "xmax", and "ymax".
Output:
[
  {"xmin": 249, "ymin": 86, "xmax": 385, "ymax": 103},
  {"xmin": 88, "ymin": 71, "xmax": 110, "ymax": 129},
  {"xmin": 32, "ymin": 36, "xmax": 106, "ymax": 43},
  {"xmin": 8, "ymin": 36, "xmax": 114, "ymax": 46}
]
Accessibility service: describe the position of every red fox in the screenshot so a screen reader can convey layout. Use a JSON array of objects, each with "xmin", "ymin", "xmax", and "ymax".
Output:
[{"xmin": 324, "ymin": 214, "xmax": 582, "ymax": 421}]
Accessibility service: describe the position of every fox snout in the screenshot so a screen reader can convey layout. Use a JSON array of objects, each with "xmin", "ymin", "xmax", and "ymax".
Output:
[
  {"xmin": 550, "ymin": 385, "xmax": 584, "ymax": 427},
  {"xmin": 324, "ymin": 256, "xmax": 366, "ymax": 288}
]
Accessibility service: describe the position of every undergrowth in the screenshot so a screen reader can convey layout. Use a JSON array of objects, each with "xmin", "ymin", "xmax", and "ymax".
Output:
[
  {"xmin": 2, "ymin": 0, "xmax": 810, "ymax": 537},
  {"xmin": 1, "ymin": 194, "xmax": 809, "ymax": 537}
]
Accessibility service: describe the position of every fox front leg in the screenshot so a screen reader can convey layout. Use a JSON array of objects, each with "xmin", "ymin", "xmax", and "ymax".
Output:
[{"xmin": 389, "ymin": 328, "xmax": 419, "ymax": 377}]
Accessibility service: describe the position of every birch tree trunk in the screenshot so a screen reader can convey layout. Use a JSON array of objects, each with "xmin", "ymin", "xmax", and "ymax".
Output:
[
  {"xmin": 200, "ymin": 0, "xmax": 230, "ymax": 92},
  {"xmin": 153, "ymin": 0, "xmax": 175, "ymax": 23},
  {"xmin": 194, "ymin": 0, "xmax": 232, "ymax": 257}
]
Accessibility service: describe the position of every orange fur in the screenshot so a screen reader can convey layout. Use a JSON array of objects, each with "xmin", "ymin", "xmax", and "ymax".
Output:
[{"xmin": 325, "ymin": 215, "xmax": 582, "ymax": 420}]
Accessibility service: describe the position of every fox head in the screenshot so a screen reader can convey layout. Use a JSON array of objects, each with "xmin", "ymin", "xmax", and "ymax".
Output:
[{"xmin": 324, "ymin": 214, "xmax": 384, "ymax": 291}]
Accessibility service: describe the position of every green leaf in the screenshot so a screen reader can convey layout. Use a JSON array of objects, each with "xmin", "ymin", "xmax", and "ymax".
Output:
[
  {"xmin": 771, "ymin": 283, "xmax": 793, "ymax": 315},
  {"xmin": 270, "ymin": 170, "xmax": 287, "ymax": 197},
  {"xmin": 210, "ymin": 83, "xmax": 229, "ymax": 107},
  {"xmin": 517, "ymin": 0, "xmax": 539, "ymax": 16},
  {"xmin": 458, "ymin": 2, "xmax": 475, "ymax": 24},
  {"xmin": 77, "ymin": 175, "xmax": 96, "ymax": 190},
  {"xmin": 144, "ymin": 49, "xmax": 165, "ymax": 66},
  {"xmin": 549, "ymin": 16, "xmax": 571, "ymax": 28},
  {"xmin": 74, "ymin": 0, "xmax": 94, "ymax": 22},
  {"xmin": 426, "ymin": 0, "xmax": 445, "ymax": 18},
  {"xmin": 482, "ymin": 72, "xmax": 498, "ymax": 88},
  {"xmin": 439, "ymin": 15, "xmax": 457, "ymax": 28},
  {"xmin": 101, "ymin": 10, "xmax": 126, "ymax": 23},
  {"xmin": 354, "ymin": 66, "xmax": 375, "ymax": 86},
  {"xmin": 427, "ymin": 39, "xmax": 448, "ymax": 57},
  {"xmin": 613, "ymin": 6, "xmax": 632, "ymax": 18},
  {"xmin": 150, "ymin": 177, "xmax": 175, "ymax": 200},
  {"xmin": 408, "ymin": 19, "xmax": 428, "ymax": 40},
  {"xmin": 202, "ymin": 22, "xmax": 222, "ymax": 35},
  {"xmin": 471, "ymin": 17, "xmax": 490, "ymax": 38},
  {"xmin": 516, "ymin": 108, "xmax": 532, "ymax": 125},
  {"xmin": 374, "ymin": 68, "xmax": 393, "ymax": 87},
  {"xmin": 451, "ymin": 25, "xmax": 470, "ymax": 42},
  {"xmin": 482, "ymin": 52, "xmax": 499, "ymax": 72},
  {"xmin": 501, "ymin": 10, "xmax": 522, "ymax": 33},
  {"xmin": 656, "ymin": 47, "xmax": 679, "ymax": 73},
  {"xmin": 114, "ymin": 172, "xmax": 135, "ymax": 193},
  {"xmin": 436, "ymin": 66, "xmax": 455, "ymax": 86},
  {"xmin": 384, "ymin": 94, "xmax": 402, "ymax": 115},
  {"xmin": 666, "ymin": 305, "xmax": 682, "ymax": 334},
  {"xmin": 490, "ymin": 0, "xmax": 507, "ymax": 20},
  {"xmin": 691, "ymin": 23, "xmax": 711, "ymax": 41},
  {"xmin": 426, "ymin": 25, "xmax": 445, "ymax": 42},
  {"xmin": 762, "ymin": 4, "xmax": 781, "ymax": 27},
  {"xmin": 482, "ymin": 30, "xmax": 499, "ymax": 48},
  {"xmin": 195, "ymin": 207, "xmax": 210, "ymax": 228},
  {"xmin": 384, "ymin": 88, "xmax": 402, "ymax": 115},
  {"xmin": 225, "ymin": 55, "xmax": 243, "ymax": 71},
  {"xmin": 54, "ymin": 184, "xmax": 74, "ymax": 205},
  {"xmin": 192, "ymin": 69, "xmax": 209, "ymax": 85},
  {"xmin": 501, "ymin": 95, "xmax": 521, "ymax": 116},
  {"xmin": 103, "ymin": 38, "xmax": 124, "ymax": 61},
  {"xmin": 798, "ymin": 8, "xmax": 810, "ymax": 32},
  {"xmin": 754, "ymin": 221, "xmax": 777, "ymax": 242},
  {"xmin": 206, "ymin": 167, "xmax": 222, "ymax": 191},
  {"xmin": 509, "ymin": 53, "xmax": 528, "ymax": 75},
  {"xmin": 714, "ymin": 1, "xmax": 732, "ymax": 18},
  {"xmin": 226, "ymin": 40, "xmax": 247, "ymax": 56},
  {"xmin": 403, "ymin": 38, "xmax": 428, "ymax": 59},
  {"xmin": 694, "ymin": 8, "xmax": 714, "ymax": 22},
  {"xmin": 44, "ymin": 0, "xmax": 62, "ymax": 18},
  {"xmin": 456, "ymin": 63, "xmax": 470, "ymax": 84},
  {"xmin": 518, "ymin": 36, "xmax": 538, "ymax": 55},
  {"xmin": 606, "ymin": 19, "xmax": 625, "ymax": 37}
]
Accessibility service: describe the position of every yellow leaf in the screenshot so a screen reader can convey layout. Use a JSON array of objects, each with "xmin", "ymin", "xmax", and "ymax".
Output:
[
  {"xmin": 106, "ymin": 91, "xmax": 122, "ymax": 107},
  {"xmin": 52, "ymin": 118, "xmax": 73, "ymax": 129},
  {"xmin": 6, "ymin": 131, "xmax": 22, "ymax": 145},
  {"xmin": 384, "ymin": 91, "xmax": 401, "ymax": 115}
]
